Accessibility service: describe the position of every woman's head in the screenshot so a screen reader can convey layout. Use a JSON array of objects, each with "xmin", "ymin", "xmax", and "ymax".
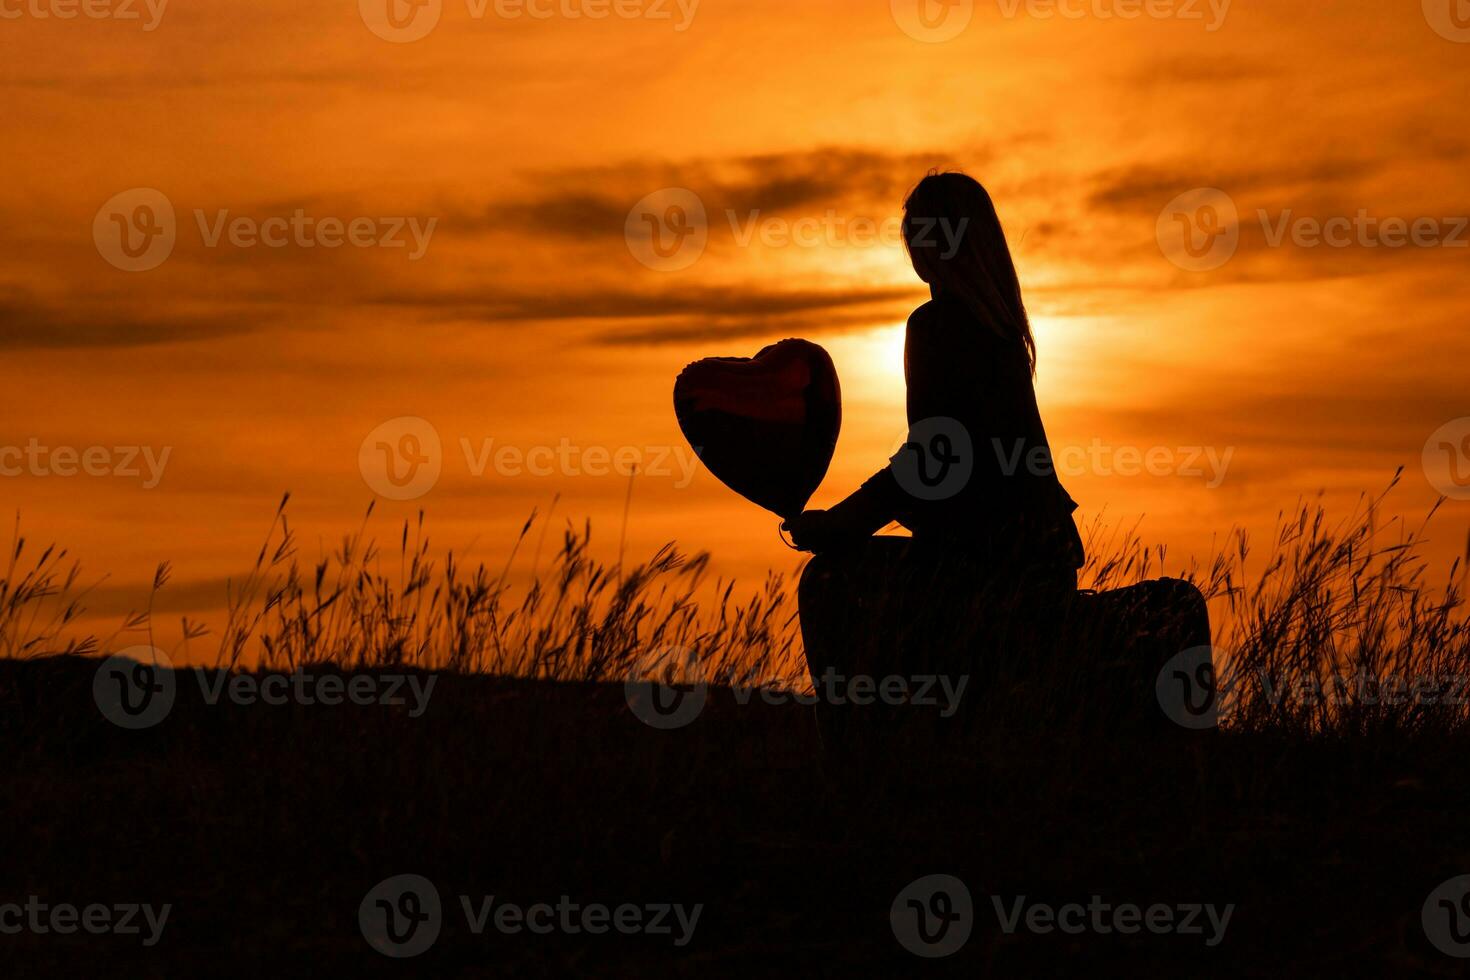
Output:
[{"xmin": 902, "ymin": 171, "xmax": 1035, "ymax": 374}]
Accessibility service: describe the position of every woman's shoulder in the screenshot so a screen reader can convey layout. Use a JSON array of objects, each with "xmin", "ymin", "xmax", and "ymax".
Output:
[
  {"xmin": 907, "ymin": 309, "xmax": 1032, "ymax": 397},
  {"xmin": 905, "ymin": 297, "xmax": 968, "ymax": 342},
  {"xmin": 906, "ymin": 296, "xmax": 1016, "ymax": 356},
  {"xmin": 906, "ymin": 296, "xmax": 953, "ymax": 328}
]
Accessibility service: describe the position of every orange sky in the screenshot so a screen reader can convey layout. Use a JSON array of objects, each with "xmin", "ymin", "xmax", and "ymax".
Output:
[{"xmin": 2, "ymin": 0, "xmax": 1469, "ymax": 657}]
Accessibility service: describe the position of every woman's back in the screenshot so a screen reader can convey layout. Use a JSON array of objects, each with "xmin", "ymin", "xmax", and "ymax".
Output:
[{"xmin": 892, "ymin": 293, "xmax": 1082, "ymax": 571}]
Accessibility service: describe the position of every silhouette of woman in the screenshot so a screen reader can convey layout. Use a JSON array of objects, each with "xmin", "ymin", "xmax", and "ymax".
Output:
[{"xmin": 786, "ymin": 172, "xmax": 1085, "ymax": 722}]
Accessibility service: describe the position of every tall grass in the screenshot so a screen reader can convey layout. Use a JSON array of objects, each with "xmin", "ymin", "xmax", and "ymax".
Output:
[
  {"xmin": 4, "ymin": 479, "xmax": 1469, "ymax": 735},
  {"xmin": 1075, "ymin": 472, "xmax": 1470, "ymax": 735},
  {"xmin": 0, "ymin": 514, "xmax": 98, "ymax": 659},
  {"xmin": 1214, "ymin": 476, "xmax": 1470, "ymax": 736},
  {"xmin": 210, "ymin": 494, "xmax": 804, "ymax": 688}
]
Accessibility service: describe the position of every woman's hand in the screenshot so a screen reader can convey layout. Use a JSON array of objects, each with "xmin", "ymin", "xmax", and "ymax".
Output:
[{"xmin": 782, "ymin": 509, "xmax": 848, "ymax": 553}]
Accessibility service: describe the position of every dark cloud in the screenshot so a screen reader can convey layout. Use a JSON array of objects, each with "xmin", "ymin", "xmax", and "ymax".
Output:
[
  {"xmin": 0, "ymin": 292, "xmax": 263, "ymax": 350},
  {"xmin": 445, "ymin": 147, "xmax": 977, "ymax": 239},
  {"xmin": 593, "ymin": 306, "xmax": 912, "ymax": 346},
  {"xmin": 1086, "ymin": 158, "xmax": 1382, "ymax": 217},
  {"xmin": 368, "ymin": 283, "xmax": 918, "ymax": 326}
]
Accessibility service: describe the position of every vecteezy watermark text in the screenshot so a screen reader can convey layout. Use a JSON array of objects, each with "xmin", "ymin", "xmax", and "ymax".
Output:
[
  {"xmin": 1253, "ymin": 669, "xmax": 1470, "ymax": 708},
  {"xmin": 624, "ymin": 187, "xmax": 970, "ymax": 271},
  {"xmin": 94, "ymin": 188, "xmax": 437, "ymax": 272},
  {"xmin": 727, "ymin": 210, "xmax": 967, "ymax": 256},
  {"xmin": 890, "ymin": 0, "xmax": 1228, "ymax": 43},
  {"xmin": 991, "ymin": 895, "xmax": 1234, "ymax": 946},
  {"xmin": 0, "ymin": 0, "xmax": 167, "ymax": 29},
  {"xmin": 359, "ymin": 0, "xmax": 699, "ymax": 43},
  {"xmin": 890, "ymin": 876, "xmax": 1234, "ymax": 956},
  {"xmin": 0, "ymin": 440, "xmax": 170, "ymax": 488},
  {"xmin": 192, "ymin": 210, "xmax": 436, "ymax": 258},
  {"xmin": 1158, "ymin": 187, "xmax": 1469, "ymax": 272},
  {"xmin": 460, "ymin": 895, "xmax": 701, "ymax": 945},
  {"xmin": 732, "ymin": 669, "xmax": 970, "ymax": 718},
  {"xmin": 994, "ymin": 0, "xmax": 1229, "ymax": 29},
  {"xmin": 359, "ymin": 416, "xmax": 702, "ymax": 501},
  {"xmin": 460, "ymin": 437, "xmax": 698, "ymax": 486},
  {"xmin": 1155, "ymin": 648, "xmax": 1470, "ymax": 729},
  {"xmin": 883, "ymin": 421, "xmax": 1236, "ymax": 503},
  {"xmin": 993, "ymin": 437, "xmax": 1235, "ymax": 488},
  {"xmin": 359, "ymin": 875, "xmax": 701, "ymax": 957},
  {"xmin": 93, "ymin": 647, "xmax": 437, "ymax": 729},
  {"xmin": 623, "ymin": 648, "xmax": 970, "ymax": 730},
  {"xmin": 0, "ymin": 898, "xmax": 171, "ymax": 947}
]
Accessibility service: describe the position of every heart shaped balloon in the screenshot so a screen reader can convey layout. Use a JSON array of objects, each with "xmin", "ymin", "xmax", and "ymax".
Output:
[{"xmin": 673, "ymin": 338, "xmax": 841, "ymax": 520}]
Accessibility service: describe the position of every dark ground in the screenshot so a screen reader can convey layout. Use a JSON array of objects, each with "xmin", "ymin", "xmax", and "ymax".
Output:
[{"xmin": 2, "ymin": 655, "xmax": 1468, "ymax": 978}]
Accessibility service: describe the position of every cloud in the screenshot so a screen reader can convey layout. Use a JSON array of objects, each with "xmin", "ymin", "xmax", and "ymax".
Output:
[
  {"xmin": 0, "ymin": 292, "xmax": 263, "ymax": 350},
  {"xmin": 445, "ymin": 146, "xmax": 976, "ymax": 239},
  {"xmin": 368, "ymin": 283, "xmax": 918, "ymax": 327},
  {"xmin": 1086, "ymin": 158, "xmax": 1382, "ymax": 218},
  {"xmin": 593, "ymin": 305, "xmax": 912, "ymax": 346}
]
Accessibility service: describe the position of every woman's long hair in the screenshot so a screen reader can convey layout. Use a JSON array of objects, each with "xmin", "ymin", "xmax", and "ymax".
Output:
[{"xmin": 902, "ymin": 171, "xmax": 1036, "ymax": 375}]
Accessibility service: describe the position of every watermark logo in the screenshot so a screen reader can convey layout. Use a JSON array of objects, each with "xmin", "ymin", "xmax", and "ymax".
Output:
[
  {"xmin": 360, "ymin": 417, "xmax": 443, "ymax": 501},
  {"xmin": 891, "ymin": 417, "xmax": 974, "ymax": 501},
  {"xmin": 1425, "ymin": 876, "xmax": 1470, "ymax": 956},
  {"xmin": 1155, "ymin": 645, "xmax": 1223, "ymax": 729},
  {"xmin": 94, "ymin": 188, "xmax": 176, "ymax": 272},
  {"xmin": 1157, "ymin": 188, "xmax": 1239, "ymax": 272},
  {"xmin": 360, "ymin": 874, "xmax": 443, "ymax": 957},
  {"xmin": 359, "ymin": 0, "xmax": 442, "ymax": 41},
  {"xmin": 625, "ymin": 188, "xmax": 707, "ymax": 271},
  {"xmin": 1423, "ymin": 418, "xmax": 1470, "ymax": 501},
  {"xmin": 891, "ymin": 874, "xmax": 973, "ymax": 957},
  {"xmin": 890, "ymin": 0, "xmax": 973, "ymax": 42},
  {"xmin": 1424, "ymin": 0, "xmax": 1470, "ymax": 42},
  {"xmin": 624, "ymin": 646, "xmax": 707, "ymax": 729},
  {"xmin": 93, "ymin": 646, "xmax": 176, "ymax": 730}
]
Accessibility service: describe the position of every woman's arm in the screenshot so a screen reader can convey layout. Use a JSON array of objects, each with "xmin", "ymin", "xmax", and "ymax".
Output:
[
  {"xmin": 785, "ymin": 308, "xmax": 939, "ymax": 551},
  {"xmin": 783, "ymin": 468, "xmax": 898, "ymax": 551}
]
